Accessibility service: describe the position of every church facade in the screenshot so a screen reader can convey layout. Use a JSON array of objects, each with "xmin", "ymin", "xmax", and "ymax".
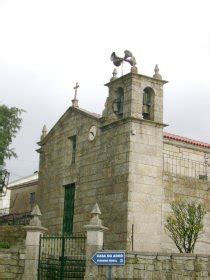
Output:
[{"xmin": 36, "ymin": 64, "xmax": 210, "ymax": 254}]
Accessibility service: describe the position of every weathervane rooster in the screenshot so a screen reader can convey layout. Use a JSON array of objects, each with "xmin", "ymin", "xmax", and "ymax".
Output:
[{"xmin": 110, "ymin": 50, "xmax": 136, "ymax": 67}]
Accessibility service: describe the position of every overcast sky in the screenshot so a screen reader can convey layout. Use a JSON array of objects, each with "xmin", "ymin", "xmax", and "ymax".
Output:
[{"xmin": 0, "ymin": 0, "xmax": 210, "ymax": 182}]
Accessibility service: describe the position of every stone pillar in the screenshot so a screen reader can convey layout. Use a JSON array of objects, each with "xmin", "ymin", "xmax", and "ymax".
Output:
[
  {"xmin": 84, "ymin": 203, "xmax": 108, "ymax": 280},
  {"xmin": 23, "ymin": 205, "xmax": 47, "ymax": 280}
]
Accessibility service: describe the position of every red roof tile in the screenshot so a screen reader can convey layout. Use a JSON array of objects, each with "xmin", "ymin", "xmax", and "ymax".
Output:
[{"xmin": 163, "ymin": 132, "xmax": 210, "ymax": 148}]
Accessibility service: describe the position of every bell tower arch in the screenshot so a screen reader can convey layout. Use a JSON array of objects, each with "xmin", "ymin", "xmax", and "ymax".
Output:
[{"xmin": 142, "ymin": 87, "xmax": 155, "ymax": 120}]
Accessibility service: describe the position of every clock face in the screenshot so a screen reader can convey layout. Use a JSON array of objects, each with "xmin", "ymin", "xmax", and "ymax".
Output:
[{"xmin": 88, "ymin": 125, "xmax": 97, "ymax": 141}]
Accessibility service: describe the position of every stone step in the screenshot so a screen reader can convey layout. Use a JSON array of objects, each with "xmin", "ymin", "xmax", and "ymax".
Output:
[{"xmin": 39, "ymin": 270, "xmax": 85, "ymax": 279}]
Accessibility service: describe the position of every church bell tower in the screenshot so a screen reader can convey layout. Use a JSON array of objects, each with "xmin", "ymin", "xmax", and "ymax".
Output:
[
  {"xmin": 102, "ymin": 52, "xmax": 168, "ymax": 251},
  {"xmin": 103, "ymin": 62, "xmax": 167, "ymax": 125}
]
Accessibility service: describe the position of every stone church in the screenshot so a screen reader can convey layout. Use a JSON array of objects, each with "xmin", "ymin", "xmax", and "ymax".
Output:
[{"xmin": 36, "ymin": 59, "xmax": 210, "ymax": 254}]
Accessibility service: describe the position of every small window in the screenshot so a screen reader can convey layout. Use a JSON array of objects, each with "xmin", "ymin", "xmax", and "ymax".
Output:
[
  {"xmin": 30, "ymin": 192, "xmax": 36, "ymax": 205},
  {"xmin": 70, "ymin": 135, "xmax": 77, "ymax": 164}
]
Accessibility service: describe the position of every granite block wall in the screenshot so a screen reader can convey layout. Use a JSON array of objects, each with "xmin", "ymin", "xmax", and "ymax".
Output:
[
  {"xmin": 96, "ymin": 252, "xmax": 210, "ymax": 280},
  {"xmin": 161, "ymin": 175, "xmax": 210, "ymax": 254},
  {"xmin": 0, "ymin": 249, "xmax": 25, "ymax": 279},
  {"xmin": 37, "ymin": 108, "xmax": 131, "ymax": 249},
  {"xmin": 0, "ymin": 226, "xmax": 26, "ymax": 249}
]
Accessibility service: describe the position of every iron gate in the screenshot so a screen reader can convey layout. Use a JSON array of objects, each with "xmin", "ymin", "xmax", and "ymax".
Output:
[{"xmin": 38, "ymin": 234, "xmax": 86, "ymax": 280}]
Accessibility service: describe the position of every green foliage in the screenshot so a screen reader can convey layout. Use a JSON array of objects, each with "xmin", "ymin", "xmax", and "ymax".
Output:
[
  {"xmin": 0, "ymin": 105, "xmax": 24, "ymax": 165},
  {"xmin": 0, "ymin": 241, "xmax": 10, "ymax": 249},
  {"xmin": 165, "ymin": 199, "xmax": 206, "ymax": 253}
]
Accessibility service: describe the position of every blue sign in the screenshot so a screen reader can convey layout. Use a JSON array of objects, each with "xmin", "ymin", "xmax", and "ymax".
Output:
[{"xmin": 92, "ymin": 251, "xmax": 125, "ymax": 266}]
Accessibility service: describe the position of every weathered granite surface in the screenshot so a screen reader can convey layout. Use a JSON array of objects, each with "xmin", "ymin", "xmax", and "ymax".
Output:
[
  {"xmin": 0, "ymin": 226, "xmax": 26, "ymax": 249},
  {"xmin": 96, "ymin": 252, "xmax": 210, "ymax": 280},
  {"xmin": 0, "ymin": 249, "xmax": 25, "ymax": 280}
]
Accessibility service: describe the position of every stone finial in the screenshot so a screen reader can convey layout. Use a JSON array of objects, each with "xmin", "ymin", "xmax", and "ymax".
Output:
[
  {"xmin": 90, "ymin": 203, "xmax": 102, "ymax": 226},
  {"xmin": 41, "ymin": 125, "xmax": 47, "ymax": 141},
  {"xmin": 110, "ymin": 68, "xmax": 118, "ymax": 81},
  {"xmin": 72, "ymin": 82, "xmax": 79, "ymax": 108},
  {"xmin": 153, "ymin": 64, "xmax": 162, "ymax": 80},
  {"xmin": 131, "ymin": 66, "xmax": 138, "ymax": 74},
  {"xmin": 30, "ymin": 204, "xmax": 42, "ymax": 227},
  {"xmin": 91, "ymin": 203, "xmax": 101, "ymax": 215},
  {"xmin": 31, "ymin": 205, "xmax": 42, "ymax": 216}
]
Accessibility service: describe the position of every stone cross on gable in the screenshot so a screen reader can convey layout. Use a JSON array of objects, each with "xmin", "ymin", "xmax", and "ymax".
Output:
[
  {"xmin": 73, "ymin": 82, "xmax": 79, "ymax": 99},
  {"xmin": 72, "ymin": 82, "xmax": 79, "ymax": 108}
]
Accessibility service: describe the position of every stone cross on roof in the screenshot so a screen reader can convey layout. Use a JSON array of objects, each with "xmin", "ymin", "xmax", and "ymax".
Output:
[
  {"xmin": 41, "ymin": 124, "xmax": 47, "ymax": 141},
  {"xmin": 72, "ymin": 82, "xmax": 79, "ymax": 108},
  {"xmin": 73, "ymin": 82, "xmax": 79, "ymax": 99}
]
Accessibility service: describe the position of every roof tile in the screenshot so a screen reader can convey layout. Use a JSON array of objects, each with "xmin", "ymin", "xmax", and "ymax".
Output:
[{"xmin": 163, "ymin": 132, "xmax": 210, "ymax": 148}]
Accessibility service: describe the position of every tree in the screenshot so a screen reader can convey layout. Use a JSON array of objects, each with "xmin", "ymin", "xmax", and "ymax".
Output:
[
  {"xmin": 165, "ymin": 199, "xmax": 206, "ymax": 253},
  {"xmin": 0, "ymin": 105, "xmax": 24, "ymax": 191}
]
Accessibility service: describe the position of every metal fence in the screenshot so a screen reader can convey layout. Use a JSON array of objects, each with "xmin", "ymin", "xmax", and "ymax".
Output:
[
  {"xmin": 0, "ymin": 211, "xmax": 32, "ymax": 225},
  {"xmin": 38, "ymin": 233, "xmax": 86, "ymax": 280},
  {"xmin": 163, "ymin": 153, "xmax": 208, "ymax": 180}
]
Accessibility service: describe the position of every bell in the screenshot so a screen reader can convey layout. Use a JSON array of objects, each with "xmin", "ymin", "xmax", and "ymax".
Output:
[
  {"xmin": 143, "ymin": 105, "xmax": 149, "ymax": 114},
  {"xmin": 113, "ymin": 101, "xmax": 119, "ymax": 113},
  {"xmin": 112, "ymin": 98, "xmax": 123, "ymax": 115}
]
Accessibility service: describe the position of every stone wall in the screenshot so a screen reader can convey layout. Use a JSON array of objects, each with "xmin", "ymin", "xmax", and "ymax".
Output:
[
  {"xmin": 164, "ymin": 141, "xmax": 207, "ymax": 163},
  {"xmin": 163, "ymin": 140, "xmax": 209, "ymax": 179},
  {"xmin": 37, "ymin": 108, "xmax": 100, "ymax": 234},
  {"xmin": 161, "ymin": 174, "xmax": 210, "ymax": 254},
  {"xmin": 0, "ymin": 226, "xmax": 26, "ymax": 279},
  {"xmin": 0, "ymin": 249, "xmax": 25, "ymax": 280},
  {"xmin": 162, "ymin": 131, "xmax": 210, "ymax": 254},
  {"xmin": 96, "ymin": 252, "xmax": 210, "ymax": 279},
  {"xmin": 0, "ymin": 226, "xmax": 26, "ymax": 249},
  {"xmin": 127, "ymin": 119, "xmax": 164, "ymax": 252},
  {"xmin": 37, "ymin": 107, "xmax": 131, "ymax": 249}
]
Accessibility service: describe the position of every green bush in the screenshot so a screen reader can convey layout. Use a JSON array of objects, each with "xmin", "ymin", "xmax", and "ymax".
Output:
[
  {"xmin": 0, "ymin": 241, "xmax": 10, "ymax": 249},
  {"xmin": 165, "ymin": 199, "xmax": 206, "ymax": 253}
]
